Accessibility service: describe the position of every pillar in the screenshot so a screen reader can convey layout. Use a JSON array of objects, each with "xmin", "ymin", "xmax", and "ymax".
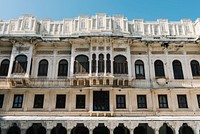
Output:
[
  {"xmin": 67, "ymin": 129, "xmax": 71, "ymax": 134},
  {"xmin": 89, "ymin": 89, "xmax": 93, "ymax": 112},
  {"xmin": 110, "ymin": 129, "xmax": 114, "ymax": 134},
  {"xmin": 21, "ymin": 129, "xmax": 27, "ymax": 134},
  {"xmin": 175, "ymin": 127, "xmax": 179, "ymax": 134},
  {"xmin": 155, "ymin": 129, "xmax": 159, "ymax": 134},
  {"xmin": 25, "ymin": 45, "xmax": 33, "ymax": 78},
  {"xmin": 89, "ymin": 129, "xmax": 93, "ymax": 134},
  {"xmin": 195, "ymin": 127, "xmax": 199, "ymax": 134}
]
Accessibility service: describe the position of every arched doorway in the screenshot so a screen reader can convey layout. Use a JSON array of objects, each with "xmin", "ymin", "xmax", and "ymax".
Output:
[
  {"xmin": 134, "ymin": 123, "xmax": 154, "ymax": 134},
  {"xmin": 179, "ymin": 123, "xmax": 194, "ymax": 134},
  {"xmin": 26, "ymin": 123, "xmax": 46, "ymax": 134},
  {"xmin": 51, "ymin": 123, "xmax": 67, "ymax": 134},
  {"xmin": 114, "ymin": 124, "xmax": 130, "ymax": 134},
  {"xmin": 7, "ymin": 123, "xmax": 20, "ymax": 134},
  {"xmin": 71, "ymin": 124, "xmax": 89, "ymax": 134},
  {"xmin": 159, "ymin": 123, "xmax": 173, "ymax": 134},
  {"xmin": 93, "ymin": 124, "xmax": 109, "ymax": 134}
]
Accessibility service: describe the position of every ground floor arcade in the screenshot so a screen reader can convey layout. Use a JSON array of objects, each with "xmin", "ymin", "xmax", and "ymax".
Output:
[{"xmin": 0, "ymin": 116, "xmax": 199, "ymax": 134}]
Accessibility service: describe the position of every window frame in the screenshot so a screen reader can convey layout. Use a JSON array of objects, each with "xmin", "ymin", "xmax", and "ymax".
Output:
[
  {"xmin": 56, "ymin": 94, "xmax": 66, "ymax": 109},
  {"xmin": 197, "ymin": 95, "xmax": 200, "ymax": 108},
  {"xmin": 74, "ymin": 55, "xmax": 89, "ymax": 74},
  {"xmin": 137, "ymin": 95, "xmax": 147, "ymax": 109},
  {"xmin": 190, "ymin": 60, "xmax": 200, "ymax": 77},
  {"xmin": 58, "ymin": 60, "xmax": 68, "ymax": 77},
  {"xmin": 173, "ymin": 60, "xmax": 184, "ymax": 79},
  {"xmin": 158, "ymin": 94, "xmax": 168, "ymax": 108},
  {"xmin": 12, "ymin": 55, "xmax": 27, "ymax": 74},
  {"xmin": 38, "ymin": 59, "xmax": 48, "ymax": 76},
  {"xmin": 116, "ymin": 95, "xmax": 126, "ymax": 109},
  {"xmin": 177, "ymin": 95, "xmax": 188, "ymax": 108},
  {"xmin": 0, "ymin": 59, "xmax": 10, "ymax": 76},
  {"xmin": 33, "ymin": 94, "xmax": 44, "ymax": 108},
  {"xmin": 12, "ymin": 94, "xmax": 23, "ymax": 108},
  {"xmin": 154, "ymin": 60, "xmax": 165, "ymax": 78},
  {"xmin": 76, "ymin": 95, "xmax": 86, "ymax": 109},
  {"xmin": 113, "ymin": 55, "xmax": 128, "ymax": 74},
  {"xmin": 135, "ymin": 60, "xmax": 145, "ymax": 79}
]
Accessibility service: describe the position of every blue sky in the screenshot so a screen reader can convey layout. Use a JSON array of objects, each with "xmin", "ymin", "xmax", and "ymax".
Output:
[{"xmin": 0, "ymin": 0, "xmax": 200, "ymax": 21}]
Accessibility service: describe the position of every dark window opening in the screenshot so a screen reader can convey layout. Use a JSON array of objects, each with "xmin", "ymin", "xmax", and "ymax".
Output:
[
  {"xmin": 56, "ymin": 94, "xmax": 66, "ymax": 108},
  {"xmin": 12, "ymin": 94, "xmax": 23, "ymax": 108},
  {"xmin": 38, "ymin": 59, "xmax": 48, "ymax": 76},
  {"xmin": 12, "ymin": 55, "xmax": 27, "ymax": 74},
  {"xmin": 74, "ymin": 55, "xmax": 89, "ymax": 74},
  {"xmin": 58, "ymin": 60, "xmax": 68, "ymax": 77},
  {"xmin": 135, "ymin": 60, "xmax": 145, "ymax": 79},
  {"xmin": 34, "ymin": 94, "xmax": 44, "ymax": 108},
  {"xmin": 114, "ymin": 55, "xmax": 128, "ymax": 74},
  {"xmin": 106, "ymin": 54, "xmax": 111, "ymax": 73},
  {"xmin": 98, "ymin": 54, "xmax": 104, "ymax": 73},
  {"xmin": 154, "ymin": 60, "xmax": 165, "ymax": 78},
  {"xmin": 76, "ymin": 95, "xmax": 85, "ymax": 109},
  {"xmin": 92, "ymin": 54, "xmax": 96, "ymax": 73},
  {"xmin": 158, "ymin": 94, "xmax": 168, "ymax": 108},
  {"xmin": 177, "ymin": 95, "xmax": 188, "ymax": 108},
  {"xmin": 0, "ymin": 94, "xmax": 4, "ymax": 108},
  {"xmin": 0, "ymin": 59, "xmax": 9, "ymax": 76},
  {"xmin": 173, "ymin": 60, "xmax": 184, "ymax": 79},
  {"xmin": 137, "ymin": 95, "xmax": 147, "ymax": 108},
  {"xmin": 191, "ymin": 60, "xmax": 200, "ymax": 77},
  {"xmin": 116, "ymin": 95, "xmax": 126, "ymax": 109}
]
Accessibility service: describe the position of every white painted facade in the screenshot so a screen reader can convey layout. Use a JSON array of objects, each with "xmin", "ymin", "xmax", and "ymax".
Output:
[{"xmin": 0, "ymin": 14, "xmax": 200, "ymax": 134}]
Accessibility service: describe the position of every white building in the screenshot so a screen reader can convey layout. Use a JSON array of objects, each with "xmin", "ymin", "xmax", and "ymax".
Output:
[{"xmin": 0, "ymin": 13, "xmax": 200, "ymax": 134}]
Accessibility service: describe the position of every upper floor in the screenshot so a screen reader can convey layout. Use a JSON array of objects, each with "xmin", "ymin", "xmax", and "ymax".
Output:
[
  {"xmin": 0, "ymin": 36, "xmax": 200, "ymax": 89},
  {"xmin": 1, "ymin": 14, "xmax": 200, "ymax": 39}
]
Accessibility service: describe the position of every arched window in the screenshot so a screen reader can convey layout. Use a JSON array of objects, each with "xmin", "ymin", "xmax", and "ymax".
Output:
[
  {"xmin": 92, "ymin": 54, "xmax": 96, "ymax": 73},
  {"xmin": 190, "ymin": 60, "xmax": 200, "ymax": 77},
  {"xmin": 12, "ymin": 55, "xmax": 27, "ymax": 73},
  {"xmin": 135, "ymin": 60, "xmax": 145, "ymax": 79},
  {"xmin": 38, "ymin": 59, "xmax": 48, "ymax": 76},
  {"xmin": 154, "ymin": 60, "xmax": 165, "ymax": 78},
  {"xmin": 0, "ymin": 59, "xmax": 9, "ymax": 76},
  {"xmin": 106, "ymin": 54, "xmax": 111, "ymax": 73},
  {"xmin": 7, "ymin": 124, "xmax": 20, "ymax": 134},
  {"xmin": 58, "ymin": 60, "xmax": 68, "ymax": 77},
  {"xmin": 74, "ymin": 55, "xmax": 89, "ymax": 74},
  {"xmin": 173, "ymin": 60, "xmax": 184, "ymax": 79},
  {"xmin": 114, "ymin": 55, "xmax": 128, "ymax": 74},
  {"xmin": 98, "ymin": 54, "xmax": 104, "ymax": 73}
]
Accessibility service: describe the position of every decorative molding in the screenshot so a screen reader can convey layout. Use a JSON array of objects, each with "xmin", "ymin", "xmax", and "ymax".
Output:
[{"xmin": 36, "ymin": 51, "xmax": 54, "ymax": 54}]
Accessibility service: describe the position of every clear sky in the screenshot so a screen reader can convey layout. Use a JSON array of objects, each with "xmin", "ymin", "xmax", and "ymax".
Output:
[{"xmin": 0, "ymin": 0, "xmax": 200, "ymax": 21}]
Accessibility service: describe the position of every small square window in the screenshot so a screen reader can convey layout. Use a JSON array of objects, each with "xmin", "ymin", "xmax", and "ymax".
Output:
[
  {"xmin": 13, "ymin": 94, "xmax": 23, "ymax": 108},
  {"xmin": 177, "ymin": 95, "xmax": 188, "ymax": 108},
  {"xmin": 33, "ymin": 95, "xmax": 44, "ymax": 108},
  {"xmin": 56, "ymin": 94, "xmax": 66, "ymax": 108},
  {"xmin": 158, "ymin": 95, "xmax": 168, "ymax": 108},
  {"xmin": 116, "ymin": 95, "xmax": 126, "ymax": 109},
  {"xmin": 137, "ymin": 95, "xmax": 147, "ymax": 109},
  {"xmin": 76, "ymin": 95, "xmax": 85, "ymax": 109},
  {"xmin": 0, "ymin": 94, "xmax": 4, "ymax": 108}
]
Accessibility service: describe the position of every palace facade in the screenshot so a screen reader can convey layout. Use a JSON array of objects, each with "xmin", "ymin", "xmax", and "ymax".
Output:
[{"xmin": 0, "ymin": 14, "xmax": 200, "ymax": 134}]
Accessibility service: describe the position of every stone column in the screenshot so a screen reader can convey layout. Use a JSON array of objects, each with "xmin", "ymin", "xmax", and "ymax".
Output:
[
  {"xmin": 67, "ymin": 129, "xmax": 72, "ymax": 134},
  {"xmin": 110, "ymin": 129, "xmax": 114, "ymax": 134},
  {"xmin": 110, "ymin": 90, "xmax": 114, "ymax": 112},
  {"xmin": 89, "ymin": 89, "xmax": 93, "ymax": 112},
  {"xmin": 104, "ymin": 53, "xmax": 106, "ymax": 76},
  {"xmin": 175, "ymin": 127, "xmax": 179, "ymax": 134},
  {"xmin": 25, "ymin": 45, "xmax": 33, "ymax": 78},
  {"xmin": 195, "ymin": 128, "xmax": 199, "ymax": 134},
  {"xmin": 1, "ymin": 128, "xmax": 7, "ymax": 134},
  {"xmin": 7, "ymin": 45, "xmax": 15, "ymax": 77},
  {"xmin": 89, "ymin": 129, "xmax": 93, "ymax": 134},
  {"xmin": 21, "ymin": 129, "xmax": 27, "ymax": 134},
  {"xmin": 155, "ymin": 129, "xmax": 159, "ymax": 134}
]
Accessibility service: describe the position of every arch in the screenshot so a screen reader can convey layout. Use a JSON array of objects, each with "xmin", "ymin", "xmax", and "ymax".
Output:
[
  {"xmin": 51, "ymin": 123, "xmax": 67, "ymax": 134},
  {"xmin": 93, "ymin": 124, "xmax": 109, "ymax": 134},
  {"xmin": 159, "ymin": 123, "xmax": 173, "ymax": 134},
  {"xmin": 114, "ymin": 124, "xmax": 130, "ymax": 134},
  {"xmin": 179, "ymin": 123, "xmax": 194, "ymax": 134},
  {"xmin": 0, "ymin": 59, "xmax": 10, "ymax": 76},
  {"xmin": 98, "ymin": 54, "xmax": 104, "ymax": 73},
  {"xmin": 7, "ymin": 124, "xmax": 20, "ymax": 134},
  {"xmin": 114, "ymin": 55, "xmax": 128, "ymax": 74},
  {"xmin": 74, "ymin": 55, "xmax": 89, "ymax": 74},
  {"xmin": 26, "ymin": 123, "xmax": 46, "ymax": 134},
  {"xmin": 172, "ymin": 60, "xmax": 184, "ymax": 79},
  {"xmin": 134, "ymin": 124, "xmax": 154, "ymax": 134},
  {"xmin": 154, "ymin": 60, "xmax": 165, "ymax": 78},
  {"xmin": 58, "ymin": 59, "xmax": 68, "ymax": 77},
  {"xmin": 135, "ymin": 60, "xmax": 145, "ymax": 79},
  {"xmin": 12, "ymin": 55, "xmax": 27, "ymax": 74},
  {"xmin": 71, "ymin": 124, "xmax": 89, "ymax": 134},
  {"xmin": 190, "ymin": 60, "xmax": 200, "ymax": 77},
  {"xmin": 38, "ymin": 59, "xmax": 48, "ymax": 76}
]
